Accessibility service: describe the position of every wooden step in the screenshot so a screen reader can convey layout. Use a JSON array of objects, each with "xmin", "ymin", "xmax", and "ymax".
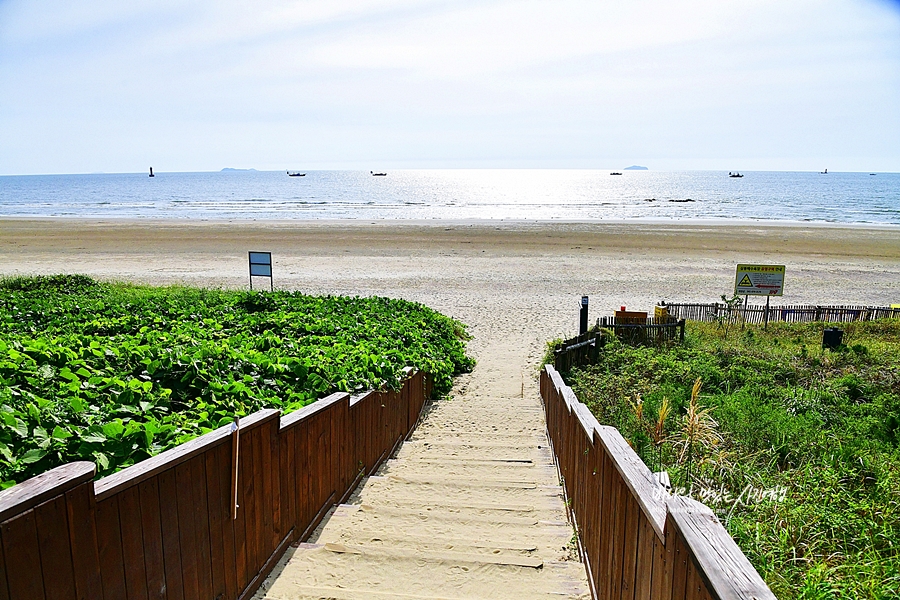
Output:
[{"xmin": 259, "ymin": 544, "xmax": 590, "ymax": 600}]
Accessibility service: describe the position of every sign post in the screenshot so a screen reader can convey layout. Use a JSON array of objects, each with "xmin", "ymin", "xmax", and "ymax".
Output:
[
  {"xmin": 579, "ymin": 296, "xmax": 589, "ymax": 335},
  {"xmin": 249, "ymin": 251, "xmax": 273, "ymax": 291},
  {"xmin": 734, "ymin": 264, "xmax": 785, "ymax": 329}
]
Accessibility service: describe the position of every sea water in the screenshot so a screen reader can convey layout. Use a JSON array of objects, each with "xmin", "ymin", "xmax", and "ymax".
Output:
[{"xmin": 0, "ymin": 169, "xmax": 898, "ymax": 224}]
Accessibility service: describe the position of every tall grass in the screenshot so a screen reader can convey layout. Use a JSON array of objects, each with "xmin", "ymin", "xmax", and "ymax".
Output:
[{"xmin": 566, "ymin": 320, "xmax": 900, "ymax": 600}]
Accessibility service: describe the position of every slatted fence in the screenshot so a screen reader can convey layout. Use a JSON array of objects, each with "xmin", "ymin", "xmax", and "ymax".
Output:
[
  {"xmin": 666, "ymin": 302, "xmax": 900, "ymax": 324},
  {"xmin": 0, "ymin": 369, "xmax": 431, "ymax": 600},
  {"xmin": 554, "ymin": 317, "xmax": 685, "ymax": 373},
  {"xmin": 541, "ymin": 365, "xmax": 775, "ymax": 600}
]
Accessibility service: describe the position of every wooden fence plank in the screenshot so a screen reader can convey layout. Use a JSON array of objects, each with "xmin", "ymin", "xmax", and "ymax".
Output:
[
  {"xmin": 212, "ymin": 442, "xmax": 238, "ymax": 600},
  {"xmin": 95, "ymin": 497, "xmax": 126, "ymax": 600},
  {"xmin": 599, "ymin": 456, "xmax": 615, "ymax": 600},
  {"xmin": 0, "ymin": 529, "xmax": 9, "ymax": 600},
  {"xmin": 234, "ymin": 426, "xmax": 251, "ymax": 593},
  {"xmin": 116, "ymin": 486, "xmax": 149, "ymax": 600},
  {"xmin": 585, "ymin": 435, "xmax": 603, "ymax": 597},
  {"xmin": 268, "ymin": 420, "xmax": 281, "ymax": 548},
  {"xmin": 231, "ymin": 426, "xmax": 248, "ymax": 592},
  {"xmin": 294, "ymin": 420, "xmax": 311, "ymax": 538},
  {"xmin": 34, "ymin": 495, "xmax": 76, "ymax": 600},
  {"xmin": 685, "ymin": 559, "xmax": 704, "ymax": 600},
  {"xmin": 620, "ymin": 494, "xmax": 639, "ymax": 600},
  {"xmin": 650, "ymin": 534, "xmax": 672, "ymax": 600},
  {"xmin": 65, "ymin": 482, "xmax": 102, "ymax": 600},
  {"xmin": 157, "ymin": 469, "xmax": 185, "ymax": 600},
  {"xmin": 189, "ymin": 455, "xmax": 214, "ymax": 600},
  {"xmin": 137, "ymin": 479, "xmax": 166, "ymax": 600},
  {"xmin": 633, "ymin": 514, "xmax": 655, "ymax": 600},
  {"xmin": 589, "ymin": 447, "xmax": 607, "ymax": 597},
  {"xmin": 609, "ymin": 478, "xmax": 627, "ymax": 600},
  {"xmin": 203, "ymin": 445, "xmax": 227, "ymax": 600},
  {"xmin": 1, "ymin": 509, "xmax": 45, "ymax": 600},
  {"xmin": 246, "ymin": 425, "xmax": 263, "ymax": 579},
  {"xmin": 670, "ymin": 531, "xmax": 688, "ymax": 600},
  {"xmin": 276, "ymin": 427, "xmax": 293, "ymax": 542},
  {"xmin": 174, "ymin": 462, "xmax": 200, "ymax": 600}
]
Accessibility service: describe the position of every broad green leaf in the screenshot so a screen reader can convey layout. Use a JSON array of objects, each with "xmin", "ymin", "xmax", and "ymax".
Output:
[
  {"xmin": 12, "ymin": 418, "xmax": 28, "ymax": 438},
  {"xmin": 94, "ymin": 452, "xmax": 110, "ymax": 470},
  {"xmin": 34, "ymin": 427, "xmax": 50, "ymax": 448},
  {"xmin": 69, "ymin": 396, "xmax": 85, "ymax": 413},
  {"xmin": 82, "ymin": 431, "xmax": 107, "ymax": 444},
  {"xmin": 102, "ymin": 420, "xmax": 125, "ymax": 438},
  {"xmin": 51, "ymin": 426, "xmax": 73, "ymax": 440},
  {"xmin": 19, "ymin": 448, "xmax": 46, "ymax": 464}
]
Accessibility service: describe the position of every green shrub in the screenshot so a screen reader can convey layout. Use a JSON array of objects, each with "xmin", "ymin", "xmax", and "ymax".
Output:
[
  {"xmin": 566, "ymin": 319, "xmax": 900, "ymax": 599},
  {"xmin": 0, "ymin": 275, "xmax": 474, "ymax": 485}
]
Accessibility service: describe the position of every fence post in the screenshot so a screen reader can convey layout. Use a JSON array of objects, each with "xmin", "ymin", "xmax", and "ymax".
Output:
[{"xmin": 580, "ymin": 296, "xmax": 589, "ymax": 335}]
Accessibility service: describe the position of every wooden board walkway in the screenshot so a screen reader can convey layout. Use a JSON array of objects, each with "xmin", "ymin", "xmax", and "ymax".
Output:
[{"xmin": 253, "ymin": 344, "xmax": 591, "ymax": 600}]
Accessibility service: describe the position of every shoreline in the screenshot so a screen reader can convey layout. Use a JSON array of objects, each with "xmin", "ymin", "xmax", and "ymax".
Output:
[
  {"xmin": 3, "ymin": 218, "xmax": 899, "ymax": 261},
  {"xmin": 3, "ymin": 215, "xmax": 900, "ymax": 229}
]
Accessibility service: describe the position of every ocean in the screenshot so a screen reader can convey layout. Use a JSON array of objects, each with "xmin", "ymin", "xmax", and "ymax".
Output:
[{"xmin": 1, "ymin": 169, "xmax": 898, "ymax": 224}]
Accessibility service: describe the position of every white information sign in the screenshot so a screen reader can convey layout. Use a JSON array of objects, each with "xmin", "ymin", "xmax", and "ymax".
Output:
[{"xmin": 734, "ymin": 264, "xmax": 785, "ymax": 296}]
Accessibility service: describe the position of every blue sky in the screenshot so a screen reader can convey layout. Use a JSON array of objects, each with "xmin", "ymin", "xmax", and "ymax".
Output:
[{"xmin": 1, "ymin": 0, "xmax": 898, "ymax": 175}]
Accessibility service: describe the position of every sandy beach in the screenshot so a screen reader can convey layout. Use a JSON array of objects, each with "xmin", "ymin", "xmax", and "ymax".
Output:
[
  {"xmin": 2, "ymin": 219, "xmax": 899, "ymax": 366},
  {"xmin": 3, "ymin": 218, "xmax": 899, "ymax": 598}
]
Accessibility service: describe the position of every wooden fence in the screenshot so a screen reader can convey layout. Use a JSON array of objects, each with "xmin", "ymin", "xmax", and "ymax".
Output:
[
  {"xmin": 554, "ymin": 330, "xmax": 605, "ymax": 373},
  {"xmin": 554, "ymin": 318, "xmax": 685, "ymax": 373},
  {"xmin": 665, "ymin": 302, "xmax": 900, "ymax": 325},
  {"xmin": 0, "ymin": 369, "xmax": 431, "ymax": 600},
  {"xmin": 540, "ymin": 365, "xmax": 775, "ymax": 600}
]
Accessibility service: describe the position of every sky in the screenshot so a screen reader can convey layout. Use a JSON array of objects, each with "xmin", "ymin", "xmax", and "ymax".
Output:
[{"xmin": 1, "ymin": 0, "xmax": 899, "ymax": 175}]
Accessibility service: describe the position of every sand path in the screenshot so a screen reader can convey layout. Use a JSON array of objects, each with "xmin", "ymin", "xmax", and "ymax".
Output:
[{"xmin": 252, "ymin": 332, "xmax": 591, "ymax": 600}]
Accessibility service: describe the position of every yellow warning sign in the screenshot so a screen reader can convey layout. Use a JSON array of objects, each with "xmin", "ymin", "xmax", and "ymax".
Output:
[{"xmin": 734, "ymin": 264, "xmax": 785, "ymax": 296}]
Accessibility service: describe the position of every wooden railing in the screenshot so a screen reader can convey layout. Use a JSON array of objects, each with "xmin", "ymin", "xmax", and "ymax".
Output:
[
  {"xmin": 0, "ymin": 369, "xmax": 431, "ymax": 600},
  {"xmin": 540, "ymin": 364, "xmax": 775, "ymax": 600},
  {"xmin": 665, "ymin": 302, "xmax": 900, "ymax": 324}
]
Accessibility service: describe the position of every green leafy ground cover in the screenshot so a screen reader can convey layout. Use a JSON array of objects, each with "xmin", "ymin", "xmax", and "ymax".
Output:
[
  {"xmin": 564, "ymin": 320, "xmax": 900, "ymax": 599},
  {"xmin": 0, "ymin": 275, "xmax": 473, "ymax": 486}
]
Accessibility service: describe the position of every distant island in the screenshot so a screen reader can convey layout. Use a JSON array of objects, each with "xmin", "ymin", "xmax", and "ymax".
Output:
[
  {"xmin": 624, "ymin": 165, "xmax": 648, "ymax": 171},
  {"xmin": 221, "ymin": 168, "xmax": 257, "ymax": 172}
]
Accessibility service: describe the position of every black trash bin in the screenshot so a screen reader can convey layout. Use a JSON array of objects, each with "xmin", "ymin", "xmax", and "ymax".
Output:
[{"xmin": 822, "ymin": 327, "xmax": 844, "ymax": 350}]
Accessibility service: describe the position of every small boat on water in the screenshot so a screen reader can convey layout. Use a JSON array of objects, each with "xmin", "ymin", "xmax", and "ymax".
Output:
[
  {"xmin": 371, "ymin": 171, "xmax": 387, "ymax": 176},
  {"xmin": 149, "ymin": 167, "xmax": 155, "ymax": 178},
  {"xmin": 287, "ymin": 171, "xmax": 306, "ymax": 177},
  {"xmin": 729, "ymin": 172, "xmax": 743, "ymax": 178},
  {"xmin": 610, "ymin": 172, "xmax": 622, "ymax": 176},
  {"xmin": 821, "ymin": 169, "xmax": 828, "ymax": 174}
]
